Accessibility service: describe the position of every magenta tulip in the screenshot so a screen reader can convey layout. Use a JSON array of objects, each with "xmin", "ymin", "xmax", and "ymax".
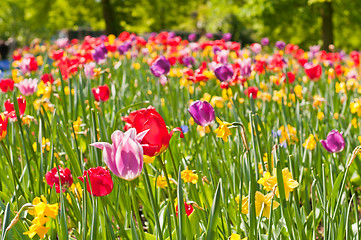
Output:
[{"xmin": 320, "ymin": 130, "xmax": 345, "ymax": 153}]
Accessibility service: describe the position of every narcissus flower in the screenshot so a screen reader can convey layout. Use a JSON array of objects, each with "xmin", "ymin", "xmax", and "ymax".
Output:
[
  {"xmin": 235, "ymin": 195, "xmax": 249, "ymax": 214},
  {"xmin": 91, "ymin": 128, "xmax": 147, "ymax": 181},
  {"xmin": 214, "ymin": 117, "xmax": 232, "ymax": 142},
  {"xmin": 263, "ymin": 168, "xmax": 299, "ymax": 201},
  {"xmin": 255, "ymin": 191, "xmax": 279, "ymax": 218},
  {"xmin": 303, "ymin": 134, "xmax": 317, "ymax": 150},
  {"xmin": 122, "ymin": 106, "xmax": 184, "ymax": 157},
  {"xmin": 45, "ymin": 167, "xmax": 73, "ymax": 193},
  {"xmin": 92, "ymin": 84, "xmax": 110, "ymax": 102},
  {"xmin": 79, "ymin": 167, "xmax": 113, "ymax": 197},
  {"xmin": 188, "ymin": 100, "xmax": 215, "ymax": 127},
  {"xmin": 229, "ymin": 233, "xmax": 247, "ymax": 240},
  {"xmin": 181, "ymin": 167, "xmax": 198, "ymax": 184},
  {"xmin": 320, "ymin": 130, "xmax": 345, "ymax": 153}
]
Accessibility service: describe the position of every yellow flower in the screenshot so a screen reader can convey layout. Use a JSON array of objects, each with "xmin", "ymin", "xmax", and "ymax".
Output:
[
  {"xmin": 358, "ymin": 136, "xmax": 361, "ymax": 144},
  {"xmin": 214, "ymin": 117, "xmax": 232, "ymax": 142},
  {"xmin": 229, "ymin": 233, "xmax": 247, "ymax": 240},
  {"xmin": 312, "ymin": 95, "xmax": 324, "ymax": 108},
  {"xmin": 258, "ymin": 172, "xmax": 274, "ymax": 191},
  {"xmin": 352, "ymin": 118, "xmax": 358, "ymax": 128},
  {"xmin": 255, "ymin": 191, "xmax": 279, "ymax": 218},
  {"xmin": 266, "ymin": 168, "xmax": 299, "ymax": 201},
  {"xmin": 132, "ymin": 62, "xmax": 141, "ymax": 70},
  {"xmin": 334, "ymin": 112, "xmax": 339, "ymax": 120},
  {"xmin": 33, "ymin": 138, "xmax": 51, "ymax": 153},
  {"xmin": 73, "ymin": 117, "xmax": 82, "ymax": 133},
  {"xmin": 24, "ymin": 223, "xmax": 49, "ymax": 239},
  {"xmin": 144, "ymin": 155, "xmax": 155, "ymax": 164},
  {"xmin": 294, "ymin": 85, "xmax": 303, "ymax": 99},
  {"xmin": 317, "ymin": 112, "xmax": 324, "ymax": 121},
  {"xmin": 278, "ymin": 124, "xmax": 298, "ymax": 144},
  {"xmin": 196, "ymin": 125, "xmax": 211, "ymax": 137},
  {"xmin": 335, "ymin": 82, "xmax": 346, "ymax": 94},
  {"xmin": 235, "ymin": 195, "xmax": 248, "ymax": 214},
  {"xmin": 155, "ymin": 175, "xmax": 172, "ymax": 188},
  {"xmin": 210, "ymin": 96, "xmax": 224, "ymax": 108},
  {"xmin": 181, "ymin": 167, "xmax": 198, "ymax": 184},
  {"xmin": 303, "ymin": 134, "xmax": 317, "ymax": 150},
  {"xmin": 36, "ymin": 82, "xmax": 52, "ymax": 99}
]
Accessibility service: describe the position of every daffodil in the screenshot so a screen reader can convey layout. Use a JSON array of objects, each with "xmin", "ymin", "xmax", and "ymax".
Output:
[
  {"xmin": 235, "ymin": 195, "xmax": 249, "ymax": 214},
  {"xmin": 266, "ymin": 168, "xmax": 299, "ymax": 201},
  {"xmin": 303, "ymin": 134, "xmax": 317, "ymax": 150},
  {"xmin": 214, "ymin": 117, "xmax": 232, "ymax": 142},
  {"xmin": 181, "ymin": 167, "xmax": 198, "ymax": 184},
  {"xmin": 255, "ymin": 191, "xmax": 279, "ymax": 218}
]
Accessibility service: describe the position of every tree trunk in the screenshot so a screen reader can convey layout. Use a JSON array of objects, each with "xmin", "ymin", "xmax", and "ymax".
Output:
[
  {"xmin": 101, "ymin": 0, "xmax": 117, "ymax": 35},
  {"xmin": 321, "ymin": 1, "xmax": 334, "ymax": 50}
]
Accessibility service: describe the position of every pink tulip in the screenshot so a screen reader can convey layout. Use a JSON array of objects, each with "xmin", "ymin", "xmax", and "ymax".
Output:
[
  {"xmin": 90, "ymin": 128, "xmax": 147, "ymax": 181},
  {"xmin": 15, "ymin": 78, "xmax": 38, "ymax": 96}
]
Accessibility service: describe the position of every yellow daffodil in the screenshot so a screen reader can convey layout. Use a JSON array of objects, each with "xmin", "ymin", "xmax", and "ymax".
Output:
[
  {"xmin": 303, "ymin": 134, "xmax": 317, "ymax": 150},
  {"xmin": 235, "ymin": 195, "xmax": 249, "ymax": 214},
  {"xmin": 255, "ymin": 191, "xmax": 279, "ymax": 218},
  {"xmin": 214, "ymin": 117, "xmax": 232, "ymax": 142},
  {"xmin": 181, "ymin": 167, "xmax": 198, "ymax": 184}
]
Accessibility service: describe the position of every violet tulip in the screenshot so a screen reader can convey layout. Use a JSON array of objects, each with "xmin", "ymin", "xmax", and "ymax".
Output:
[
  {"xmin": 150, "ymin": 56, "xmax": 171, "ymax": 85},
  {"xmin": 90, "ymin": 128, "xmax": 147, "ymax": 181},
  {"xmin": 15, "ymin": 78, "xmax": 38, "ymax": 96},
  {"xmin": 275, "ymin": 41, "xmax": 286, "ymax": 50},
  {"xmin": 188, "ymin": 100, "xmax": 215, "ymax": 127},
  {"xmin": 261, "ymin": 38, "xmax": 269, "ymax": 46},
  {"xmin": 214, "ymin": 64, "xmax": 234, "ymax": 82},
  {"xmin": 222, "ymin": 33, "xmax": 232, "ymax": 41},
  {"xmin": 320, "ymin": 130, "xmax": 345, "ymax": 153}
]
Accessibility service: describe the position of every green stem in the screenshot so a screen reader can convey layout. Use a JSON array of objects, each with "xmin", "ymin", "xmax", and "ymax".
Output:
[
  {"xmin": 157, "ymin": 155, "xmax": 179, "ymax": 238},
  {"xmin": 130, "ymin": 181, "xmax": 145, "ymax": 240}
]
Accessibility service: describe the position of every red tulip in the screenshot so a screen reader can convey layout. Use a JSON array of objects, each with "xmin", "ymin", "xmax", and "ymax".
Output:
[
  {"xmin": 41, "ymin": 73, "xmax": 55, "ymax": 84},
  {"xmin": 45, "ymin": 167, "xmax": 73, "ymax": 193},
  {"xmin": 78, "ymin": 167, "xmax": 113, "ymax": 197},
  {"xmin": 4, "ymin": 96, "xmax": 26, "ymax": 120},
  {"xmin": 92, "ymin": 84, "xmax": 110, "ymax": 102},
  {"xmin": 0, "ymin": 79, "xmax": 14, "ymax": 93},
  {"xmin": 244, "ymin": 87, "xmax": 259, "ymax": 99},
  {"xmin": 0, "ymin": 113, "xmax": 9, "ymax": 141},
  {"xmin": 286, "ymin": 72, "xmax": 295, "ymax": 84},
  {"xmin": 304, "ymin": 63, "xmax": 322, "ymax": 81},
  {"xmin": 122, "ymin": 106, "xmax": 184, "ymax": 157},
  {"xmin": 175, "ymin": 201, "xmax": 194, "ymax": 217}
]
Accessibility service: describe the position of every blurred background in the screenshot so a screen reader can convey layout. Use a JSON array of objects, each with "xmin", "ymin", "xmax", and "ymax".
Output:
[{"xmin": 0, "ymin": 0, "xmax": 361, "ymax": 50}]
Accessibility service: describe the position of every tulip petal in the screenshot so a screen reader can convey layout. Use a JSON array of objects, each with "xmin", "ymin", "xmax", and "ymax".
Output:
[
  {"xmin": 90, "ymin": 142, "xmax": 120, "ymax": 176},
  {"xmin": 136, "ymin": 129, "xmax": 150, "ymax": 142},
  {"xmin": 111, "ymin": 130, "xmax": 124, "ymax": 148},
  {"xmin": 170, "ymin": 127, "xmax": 184, "ymax": 139}
]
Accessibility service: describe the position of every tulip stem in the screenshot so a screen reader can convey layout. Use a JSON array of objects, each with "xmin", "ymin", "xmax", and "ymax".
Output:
[
  {"xmin": 130, "ymin": 181, "xmax": 145, "ymax": 239},
  {"xmin": 157, "ymin": 155, "xmax": 179, "ymax": 237}
]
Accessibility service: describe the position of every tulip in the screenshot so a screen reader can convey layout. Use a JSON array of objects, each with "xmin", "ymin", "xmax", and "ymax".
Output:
[
  {"xmin": 92, "ymin": 84, "xmax": 110, "ymax": 102},
  {"xmin": 150, "ymin": 56, "xmax": 171, "ymax": 77},
  {"xmin": 188, "ymin": 33, "xmax": 196, "ymax": 42},
  {"xmin": 175, "ymin": 201, "xmax": 194, "ymax": 217},
  {"xmin": 250, "ymin": 43, "xmax": 262, "ymax": 54},
  {"xmin": 222, "ymin": 33, "xmax": 232, "ymax": 41},
  {"xmin": 275, "ymin": 41, "xmax": 286, "ymax": 50},
  {"xmin": 79, "ymin": 167, "xmax": 113, "ymax": 196},
  {"xmin": 0, "ymin": 113, "xmax": 9, "ymax": 141},
  {"xmin": 45, "ymin": 167, "xmax": 73, "ymax": 193},
  {"xmin": 304, "ymin": 63, "xmax": 322, "ymax": 81},
  {"xmin": 320, "ymin": 130, "xmax": 345, "ymax": 153},
  {"xmin": 15, "ymin": 78, "xmax": 38, "ymax": 96},
  {"xmin": 0, "ymin": 79, "xmax": 14, "ymax": 93},
  {"xmin": 4, "ymin": 96, "xmax": 26, "ymax": 120},
  {"xmin": 92, "ymin": 44, "xmax": 108, "ymax": 64},
  {"xmin": 205, "ymin": 33, "xmax": 213, "ymax": 39},
  {"xmin": 261, "ymin": 37, "xmax": 269, "ymax": 46},
  {"xmin": 214, "ymin": 64, "xmax": 234, "ymax": 82},
  {"xmin": 91, "ymin": 128, "xmax": 147, "ymax": 181},
  {"xmin": 188, "ymin": 100, "xmax": 215, "ymax": 127},
  {"xmin": 41, "ymin": 73, "xmax": 54, "ymax": 84},
  {"xmin": 122, "ymin": 106, "xmax": 184, "ymax": 157},
  {"xmin": 244, "ymin": 87, "xmax": 259, "ymax": 99}
]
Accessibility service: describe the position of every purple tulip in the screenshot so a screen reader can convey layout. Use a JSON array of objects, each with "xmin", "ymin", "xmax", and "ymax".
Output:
[
  {"xmin": 222, "ymin": 33, "xmax": 232, "ymax": 41},
  {"xmin": 320, "ymin": 130, "xmax": 345, "ymax": 153},
  {"xmin": 168, "ymin": 32, "xmax": 176, "ymax": 39},
  {"xmin": 214, "ymin": 64, "xmax": 234, "ymax": 82},
  {"xmin": 150, "ymin": 56, "xmax": 171, "ymax": 77},
  {"xmin": 117, "ymin": 41, "xmax": 131, "ymax": 55},
  {"xmin": 238, "ymin": 58, "xmax": 252, "ymax": 77},
  {"xmin": 15, "ymin": 78, "xmax": 38, "ymax": 96},
  {"xmin": 93, "ymin": 44, "xmax": 108, "ymax": 63},
  {"xmin": 206, "ymin": 33, "xmax": 213, "ymax": 39},
  {"xmin": 188, "ymin": 33, "xmax": 196, "ymax": 42},
  {"xmin": 182, "ymin": 56, "xmax": 195, "ymax": 68},
  {"xmin": 275, "ymin": 41, "xmax": 286, "ymax": 50},
  {"xmin": 261, "ymin": 38, "xmax": 269, "ymax": 46},
  {"xmin": 90, "ymin": 128, "xmax": 148, "ymax": 181},
  {"xmin": 188, "ymin": 100, "xmax": 215, "ymax": 127}
]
